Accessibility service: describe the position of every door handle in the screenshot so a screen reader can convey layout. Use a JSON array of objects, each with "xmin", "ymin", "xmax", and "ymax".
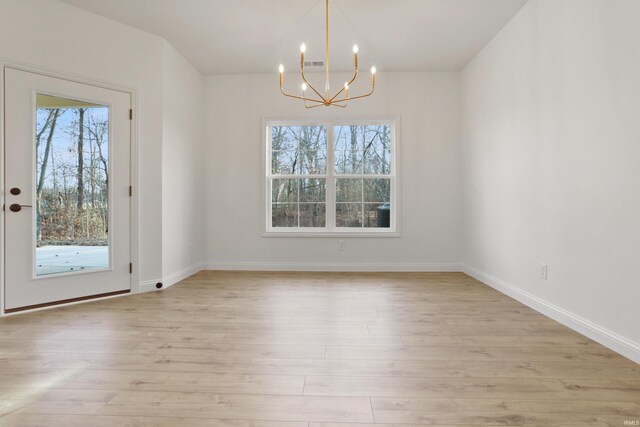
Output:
[{"xmin": 9, "ymin": 204, "xmax": 32, "ymax": 212}]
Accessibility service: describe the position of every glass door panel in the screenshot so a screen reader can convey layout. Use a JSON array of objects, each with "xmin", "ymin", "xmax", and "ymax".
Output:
[{"xmin": 34, "ymin": 94, "xmax": 110, "ymax": 276}]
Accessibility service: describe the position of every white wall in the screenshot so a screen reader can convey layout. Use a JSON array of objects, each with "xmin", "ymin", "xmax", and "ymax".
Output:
[
  {"xmin": 462, "ymin": 0, "xmax": 640, "ymax": 361},
  {"xmin": 162, "ymin": 42, "xmax": 205, "ymax": 283},
  {"xmin": 0, "ymin": 0, "xmax": 207, "ymax": 289},
  {"xmin": 204, "ymin": 72, "xmax": 462, "ymax": 270}
]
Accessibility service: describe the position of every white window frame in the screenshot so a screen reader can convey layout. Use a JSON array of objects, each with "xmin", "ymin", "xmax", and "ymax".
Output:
[{"xmin": 262, "ymin": 117, "xmax": 400, "ymax": 237}]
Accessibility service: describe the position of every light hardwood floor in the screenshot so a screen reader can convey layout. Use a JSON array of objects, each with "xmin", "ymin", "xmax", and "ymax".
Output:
[{"xmin": 0, "ymin": 271, "xmax": 638, "ymax": 426}]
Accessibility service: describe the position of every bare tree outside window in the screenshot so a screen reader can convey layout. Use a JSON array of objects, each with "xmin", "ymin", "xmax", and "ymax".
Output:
[
  {"xmin": 35, "ymin": 97, "xmax": 110, "ymax": 275},
  {"xmin": 268, "ymin": 121, "xmax": 395, "ymax": 232}
]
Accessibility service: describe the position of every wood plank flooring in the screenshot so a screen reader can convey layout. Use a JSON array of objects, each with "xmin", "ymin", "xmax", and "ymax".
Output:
[{"xmin": 0, "ymin": 271, "xmax": 638, "ymax": 426}]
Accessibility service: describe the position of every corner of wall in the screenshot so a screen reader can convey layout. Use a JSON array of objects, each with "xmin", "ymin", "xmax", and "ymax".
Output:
[{"xmin": 160, "ymin": 40, "xmax": 207, "ymax": 283}]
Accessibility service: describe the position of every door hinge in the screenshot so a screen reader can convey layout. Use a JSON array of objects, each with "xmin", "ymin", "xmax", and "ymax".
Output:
[
  {"xmin": 129, "ymin": 263, "xmax": 133, "ymax": 274},
  {"xmin": 129, "ymin": 185, "xmax": 132, "ymax": 197},
  {"xmin": 129, "ymin": 109, "xmax": 133, "ymax": 120}
]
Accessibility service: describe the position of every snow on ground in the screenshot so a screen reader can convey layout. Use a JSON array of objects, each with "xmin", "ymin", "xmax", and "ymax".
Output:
[{"xmin": 36, "ymin": 245, "xmax": 108, "ymax": 276}]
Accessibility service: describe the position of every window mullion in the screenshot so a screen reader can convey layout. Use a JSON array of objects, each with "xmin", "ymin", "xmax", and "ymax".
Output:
[
  {"xmin": 267, "ymin": 126, "xmax": 272, "ymax": 231},
  {"xmin": 361, "ymin": 177, "xmax": 365, "ymax": 229},
  {"xmin": 296, "ymin": 177, "xmax": 300, "ymax": 228},
  {"xmin": 326, "ymin": 124, "xmax": 336, "ymax": 231}
]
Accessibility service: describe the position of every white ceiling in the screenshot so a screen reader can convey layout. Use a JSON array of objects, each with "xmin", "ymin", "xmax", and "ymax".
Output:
[{"xmin": 60, "ymin": 0, "xmax": 528, "ymax": 75}]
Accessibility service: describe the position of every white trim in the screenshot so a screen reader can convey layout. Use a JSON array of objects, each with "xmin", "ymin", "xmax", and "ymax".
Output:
[
  {"xmin": 139, "ymin": 261, "xmax": 206, "ymax": 293},
  {"xmin": 205, "ymin": 261, "xmax": 462, "ymax": 272},
  {"xmin": 138, "ymin": 279, "xmax": 163, "ymax": 293},
  {"xmin": 262, "ymin": 117, "xmax": 400, "ymax": 235},
  {"xmin": 164, "ymin": 262, "xmax": 206, "ymax": 286},
  {"xmin": 463, "ymin": 264, "xmax": 640, "ymax": 364},
  {"xmin": 129, "ymin": 81, "xmax": 140, "ymax": 294},
  {"xmin": 26, "ymin": 89, "xmax": 116, "ymax": 281},
  {"xmin": 1, "ymin": 66, "xmax": 6, "ymax": 315},
  {"xmin": 0, "ymin": 291, "xmax": 130, "ymax": 317},
  {"xmin": 0, "ymin": 57, "xmax": 136, "ymax": 95},
  {"xmin": 261, "ymin": 231, "xmax": 401, "ymax": 238}
]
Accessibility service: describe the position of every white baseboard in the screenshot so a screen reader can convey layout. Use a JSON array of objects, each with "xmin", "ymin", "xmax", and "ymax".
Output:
[
  {"xmin": 463, "ymin": 264, "xmax": 640, "ymax": 364},
  {"xmin": 205, "ymin": 261, "xmax": 463, "ymax": 272},
  {"xmin": 139, "ymin": 260, "xmax": 462, "ymax": 291},
  {"xmin": 164, "ymin": 261, "xmax": 206, "ymax": 286},
  {"xmin": 138, "ymin": 280, "xmax": 162, "ymax": 293},
  {"xmin": 138, "ymin": 261, "xmax": 205, "ymax": 293}
]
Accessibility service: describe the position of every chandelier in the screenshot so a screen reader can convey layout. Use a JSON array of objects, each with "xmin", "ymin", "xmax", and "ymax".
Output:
[{"xmin": 278, "ymin": 0, "xmax": 377, "ymax": 108}]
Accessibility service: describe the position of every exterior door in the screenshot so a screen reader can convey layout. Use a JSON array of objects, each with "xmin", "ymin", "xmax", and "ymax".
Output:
[{"xmin": 4, "ymin": 68, "xmax": 131, "ymax": 312}]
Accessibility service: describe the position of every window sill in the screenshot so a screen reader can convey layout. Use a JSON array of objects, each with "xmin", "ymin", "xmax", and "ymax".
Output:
[{"xmin": 262, "ymin": 230, "xmax": 401, "ymax": 238}]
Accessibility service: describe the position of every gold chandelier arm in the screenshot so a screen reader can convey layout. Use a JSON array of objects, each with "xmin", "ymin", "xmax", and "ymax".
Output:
[
  {"xmin": 328, "ymin": 54, "xmax": 358, "ymax": 103},
  {"xmin": 306, "ymin": 101, "xmax": 346, "ymax": 109},
  {"xmin": 331, "ymin": 91, "xmax": 374, "ymax": 104},
  {"xmin": 300, "ymin": 55, "xmax": 327, "ymax": 103},
  {"xmin": 282, "ymin": 90, "xmax": 325, "ymax": 104},
  {"xmin": 329, "ymin": 78, "xmax": 375, "ymax": 104},
  {"xmin": 280, "ymin": 73, "xmax": 325, "ymax": 104},
  {"xmin": 303, "ymin": 94, "xmax": 324, "ymax": 108},
  {"xmin": 328, "ymin": 72, "xmax": 357, "ymax": 103},
  {"xmin": 301, "ymin": 72, "xmax": 326, "ymax": 103}
]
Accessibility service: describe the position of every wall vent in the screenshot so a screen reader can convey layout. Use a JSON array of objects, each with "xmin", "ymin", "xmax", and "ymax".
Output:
[{"xmin": 304, "ymin": 60, "xmax": 324, "ymax": 67}]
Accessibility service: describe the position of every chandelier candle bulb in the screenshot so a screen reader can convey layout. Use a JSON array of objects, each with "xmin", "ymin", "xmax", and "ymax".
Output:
[
  {"xmin": 354, "ymin": 47, "xmax": 359, "ymax": 69},
  {"xmin": 277, "ymin": 0, "xmax": 377, "ymax": 108}
]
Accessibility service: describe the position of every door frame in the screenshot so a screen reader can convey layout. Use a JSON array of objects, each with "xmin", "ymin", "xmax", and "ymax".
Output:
[{"xmin": 0, "ymin": 59, "xmax": 140, "ymax": 316}]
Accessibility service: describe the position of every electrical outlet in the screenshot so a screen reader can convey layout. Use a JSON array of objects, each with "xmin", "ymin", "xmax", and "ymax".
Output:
[
  {"xmin": 339, "ymin": 240, "xmax": 345, "ymax": 251},
  {"xmin": 540, "ymin": 264, "xmax": 548, "ymax": 280}
]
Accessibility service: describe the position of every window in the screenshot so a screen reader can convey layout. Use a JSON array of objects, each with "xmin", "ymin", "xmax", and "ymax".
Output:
[{"xmin": 265, "ymin": 119, "xmax": 398, "ymax": 234}]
